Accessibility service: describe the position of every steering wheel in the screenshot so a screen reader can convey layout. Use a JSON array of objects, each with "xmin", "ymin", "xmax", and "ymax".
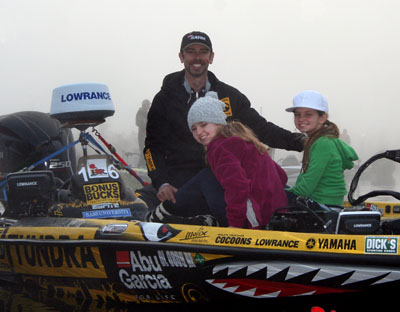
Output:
[{"xmin": 348, "ymin": 150, "xmax": 400, "ymax": 206}]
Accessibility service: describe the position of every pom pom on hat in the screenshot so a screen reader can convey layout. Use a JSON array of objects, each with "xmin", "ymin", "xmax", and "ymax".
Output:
[{"xmin": 187, "ymin": 91, "xmax": 227, "ymax": 129}]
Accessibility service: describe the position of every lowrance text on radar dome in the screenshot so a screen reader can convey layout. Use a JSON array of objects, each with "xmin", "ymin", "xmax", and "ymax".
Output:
[
  {"xmin": 60, "ymin": 91, "xmax": 112, "ymax": 102},
  {"xmin": 50, "ymin": 82, "xmax": 115, "ymax": 123}
]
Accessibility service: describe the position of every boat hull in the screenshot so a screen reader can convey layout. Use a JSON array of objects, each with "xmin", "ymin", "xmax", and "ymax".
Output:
[{"xmin": 0, "ymin": 217, "xmax": 399, "ymax": 310}]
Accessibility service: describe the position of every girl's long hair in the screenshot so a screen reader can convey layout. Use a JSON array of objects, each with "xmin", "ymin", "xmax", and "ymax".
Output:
[
  {"xmin": 302, "ymin": 111, "xmax": 340, "ymax": 172},
  {"xmin": 215, "ymin": 120, "xmax": 269, "ymax": 154}
]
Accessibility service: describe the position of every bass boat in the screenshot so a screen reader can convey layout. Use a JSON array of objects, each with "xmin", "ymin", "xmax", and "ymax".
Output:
[{"xmin": 0, "ymin": 83, "xmax": 399, "ymax": 311}]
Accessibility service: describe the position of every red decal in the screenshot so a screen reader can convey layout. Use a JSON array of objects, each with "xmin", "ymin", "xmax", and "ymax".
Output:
[{"xmin": 116, "ymin": 251, "xmax": 130, "ymax": 267}]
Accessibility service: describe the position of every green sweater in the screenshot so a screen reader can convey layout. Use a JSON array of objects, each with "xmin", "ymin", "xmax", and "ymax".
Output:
[{"xmin": 288, "ymin": 136, "xmax": 358, "ymax": 206}]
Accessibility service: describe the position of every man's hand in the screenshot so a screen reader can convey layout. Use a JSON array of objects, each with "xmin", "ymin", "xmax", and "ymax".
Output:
[{"xmin": 157, "ymin": 184, "xmax": 178, "ymax": 203}]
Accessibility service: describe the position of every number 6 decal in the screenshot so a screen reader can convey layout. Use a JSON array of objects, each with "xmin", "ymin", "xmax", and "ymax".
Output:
[
  {"xmin": 108, "ymin": 164, "xmax": 120, "ymax": 179},
  {"xmin": 78, "ymin": 163, "xmax": 120, "ymax": 182}
]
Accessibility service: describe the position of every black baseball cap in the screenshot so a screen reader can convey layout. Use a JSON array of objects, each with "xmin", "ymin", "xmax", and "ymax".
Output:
[{"xmin": 180, "ymin": 31, "xmax": 212, "ymax": 52}]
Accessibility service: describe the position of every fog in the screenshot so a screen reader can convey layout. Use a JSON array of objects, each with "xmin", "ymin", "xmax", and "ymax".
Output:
[{"xmin": 1, "ymin": 0, "xmax": 399, "ymax": 196}]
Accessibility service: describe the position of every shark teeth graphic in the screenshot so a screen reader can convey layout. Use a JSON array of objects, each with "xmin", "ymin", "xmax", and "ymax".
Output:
[
  {"xmin": 207, "ymin": 280, "xmax": 282, "ymax": 298},
  {"xmin": 372, "ymin": 271, "xmax": 400, "ymax": 285},
  {"xmin": 206, "ymin": 261, "xmax": 400, "ymax": 298}
]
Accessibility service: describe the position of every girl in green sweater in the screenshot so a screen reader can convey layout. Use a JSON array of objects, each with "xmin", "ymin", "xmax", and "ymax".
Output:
[{"xmin": 285, "ymin": 90, "xmax": 358, "ymax": 206}]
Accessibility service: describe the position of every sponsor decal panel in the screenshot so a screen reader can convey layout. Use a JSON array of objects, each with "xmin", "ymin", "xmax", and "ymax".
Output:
[
  {"xmin": 306, "ymin": 237, "xmax": 360, "ymax": 252},
  {"xmin": 255, "ymin": 238, "xmax": 299, "ymax": 248},
  {"xmin": 179, "ymin": 226, "xmax": 209, "ymax": 242},
  {"xmin": 317, "ymin": 238, "xmax": 357, "ymax": 250},
  {"xmin": 215, "ymin": 233, "xmax": 252, "ymax": 246},
  {"xmin": 82, "ymin": 208, "xmax": 131, "ymax": 219},
  {"xmin": 145, "ymin": 223, "xmax": 370, "ymax": 253},
  {"xmin": 213, "ymin": 232, "xmax": 300, "ymax": 249},
  {"xmin": 83, "ymin": 182, "xmax": 120, "ymax": 204},
  {"xmin": 365, "ymin": 236, "xmax": 398, "ymax": 254},
  {"xmin": 3, "ymin": 227, "xmax": 105, "ymax": 277},
  {"xmin": 117, "ymin": 249, "xmax": 196, "ymax": 291},
  {"xmin": 4, "ymin": 232, "xmax": 105, "ymax": 277},
  {"xmin": 87, "ymin": 158, "xmax": 109, "ymax": 179}
]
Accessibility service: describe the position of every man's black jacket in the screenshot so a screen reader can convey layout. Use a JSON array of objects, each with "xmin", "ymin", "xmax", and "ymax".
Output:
[{"xmin": 144, "ymin": 70, "xmax": 303, "ymax": 189}]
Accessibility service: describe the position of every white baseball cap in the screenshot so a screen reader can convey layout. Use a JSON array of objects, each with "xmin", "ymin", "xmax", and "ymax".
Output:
[{"xmin": 286, "ymin": 90, "xmax": 328, "ymax": 113}]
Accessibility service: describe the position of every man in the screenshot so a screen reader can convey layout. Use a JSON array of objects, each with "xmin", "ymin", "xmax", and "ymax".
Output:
[{"xmin": 138, "ymin": 31, "xmax": 303, "ymax": 209}]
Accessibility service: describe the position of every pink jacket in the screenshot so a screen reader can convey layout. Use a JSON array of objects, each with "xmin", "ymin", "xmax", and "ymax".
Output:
[{"xmin": 207, "ymin": 136, "xmax": 288, "ymax": 228}]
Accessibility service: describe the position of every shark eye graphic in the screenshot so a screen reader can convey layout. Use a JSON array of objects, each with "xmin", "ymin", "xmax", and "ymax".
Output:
[{"xmin": 139, "ymin": 222, "xmax": 181, "ymax": 242}]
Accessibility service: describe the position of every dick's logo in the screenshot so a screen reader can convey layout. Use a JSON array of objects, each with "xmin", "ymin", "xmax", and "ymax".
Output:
[{"xmin": 365, "ymin": 237, "xmax": 398, "ymax": 254}]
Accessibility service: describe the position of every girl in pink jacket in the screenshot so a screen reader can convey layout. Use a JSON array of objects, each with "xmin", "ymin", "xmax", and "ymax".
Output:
[
  {"xmin": 147, "ymin": 91, "xmax": 288, "ymax": 229},
  {"xmin": 187, "ymin": 91, "xmax": 288, "ymax": 228}
]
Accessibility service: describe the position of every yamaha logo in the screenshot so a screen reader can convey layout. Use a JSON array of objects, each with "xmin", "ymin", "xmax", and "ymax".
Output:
[{"xmin": 306, "ymin": 238, "xmax": 316, "ymax": 249}]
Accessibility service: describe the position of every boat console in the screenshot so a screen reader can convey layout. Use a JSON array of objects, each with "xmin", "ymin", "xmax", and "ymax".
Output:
[
  {"xmin": 335, "ymin": 210, "xmax": 381, "ymax": 234},
  {"xmin": 5, "ymin": 170, "xmax": 56, "ymax": 217},
  {"xmin": 269, "ymin": 149, "xmax": 400, "ymax": 235}
]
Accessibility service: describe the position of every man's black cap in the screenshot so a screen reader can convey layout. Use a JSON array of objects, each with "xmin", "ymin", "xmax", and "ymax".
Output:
[{"xmin": 180, "ymin": 31, "xmax": 212, "ymax": 52}]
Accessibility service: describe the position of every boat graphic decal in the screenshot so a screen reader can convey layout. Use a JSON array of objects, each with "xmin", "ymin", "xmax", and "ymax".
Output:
[
  {"xmin": 206, "ymin": 261, "xmax": 400, "ymax": 298},
  {"xmin": 139, "ymin": 222, "xmax": 181, "ymax": 242}
]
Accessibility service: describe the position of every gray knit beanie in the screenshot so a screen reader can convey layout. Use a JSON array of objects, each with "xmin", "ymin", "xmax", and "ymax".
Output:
[{"xmin": 187, "ymin": 91, "xmax": 227, "ymax": 129}]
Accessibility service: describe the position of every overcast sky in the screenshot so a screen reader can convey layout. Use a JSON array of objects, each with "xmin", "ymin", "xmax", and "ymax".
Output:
[{"xmin": 1, "ymin": 0, "xmax": 399, "ymax": 191}]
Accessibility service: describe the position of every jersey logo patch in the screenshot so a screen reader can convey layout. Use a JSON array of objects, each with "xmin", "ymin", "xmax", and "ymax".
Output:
[
  {"xmin": 145, "ymin": 148, "xmax": 156, "ymax": 172},
  {"xmin": 220, "ymin": 97, "xmax": 232, "ymax": 117}
]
